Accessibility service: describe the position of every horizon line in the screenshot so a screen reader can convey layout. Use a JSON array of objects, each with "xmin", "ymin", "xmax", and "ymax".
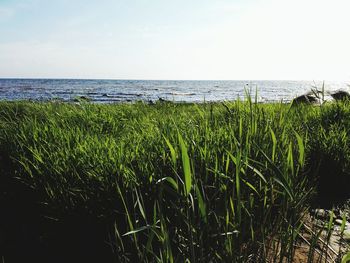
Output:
[{"xmin": 0, "ymin": 77, "xmax": 348, "ymax": 82}]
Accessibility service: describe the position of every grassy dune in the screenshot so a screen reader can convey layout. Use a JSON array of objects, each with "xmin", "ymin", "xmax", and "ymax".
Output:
[{"xmin": 0, "ymin": 100, "xmax": 349, "ymax": 262}]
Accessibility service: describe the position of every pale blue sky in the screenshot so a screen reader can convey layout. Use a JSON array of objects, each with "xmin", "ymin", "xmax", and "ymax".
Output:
[{"xmin": 1, "ymin": 0, "xmax": 350, "ymax": 80}]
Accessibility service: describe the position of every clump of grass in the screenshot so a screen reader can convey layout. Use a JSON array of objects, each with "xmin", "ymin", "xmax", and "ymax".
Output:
[{"xmin": 0, "ymin": 99, "xmax": 349, "ymax": 262}]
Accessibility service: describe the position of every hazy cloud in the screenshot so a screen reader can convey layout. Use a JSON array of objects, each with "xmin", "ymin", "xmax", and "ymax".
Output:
[
  {"xmin": 0, "ymin": 0, "xmax": 350, "ymax": 80},
  {"xmin": 0, "ymin": 7, "xmax": 15, "ymax": 19}
]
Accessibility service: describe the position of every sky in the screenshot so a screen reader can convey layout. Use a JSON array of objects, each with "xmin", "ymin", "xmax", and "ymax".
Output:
[{"xmin": 0, "ymin": 0, "xmax": 350, "ymax": 80}]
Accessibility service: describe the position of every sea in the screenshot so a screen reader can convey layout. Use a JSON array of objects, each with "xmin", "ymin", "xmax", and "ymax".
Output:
[{"xmin": 0, "ymin": 79, "xmax": 348, "ymax": 103}]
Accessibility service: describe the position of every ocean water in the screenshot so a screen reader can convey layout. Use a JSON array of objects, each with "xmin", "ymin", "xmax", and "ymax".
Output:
[{"xmin": 0, "ymin": 79, "xmax": 348, "ymax": 103}]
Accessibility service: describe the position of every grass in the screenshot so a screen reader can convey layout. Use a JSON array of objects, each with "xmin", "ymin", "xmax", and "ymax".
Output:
[{"xmin": 0, "ymin": 98, "xmax": 349, "ymax": 262}]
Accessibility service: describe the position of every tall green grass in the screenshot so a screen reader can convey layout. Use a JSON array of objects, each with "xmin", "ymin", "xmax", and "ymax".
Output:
[{"xmin": 0, "ymin": 99, "xmax": 349, "ymax": 262}]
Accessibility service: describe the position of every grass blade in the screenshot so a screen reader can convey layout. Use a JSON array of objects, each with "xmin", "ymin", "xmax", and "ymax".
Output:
[{"xmin": 178, "ymin": 133, "xmax": 192, "ymax": 196}]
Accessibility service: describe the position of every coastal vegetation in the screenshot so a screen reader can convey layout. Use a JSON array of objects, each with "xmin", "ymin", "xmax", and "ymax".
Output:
[{"xmin": 0, "ymin": 97, "xmax": 349, "ymax": 262}]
